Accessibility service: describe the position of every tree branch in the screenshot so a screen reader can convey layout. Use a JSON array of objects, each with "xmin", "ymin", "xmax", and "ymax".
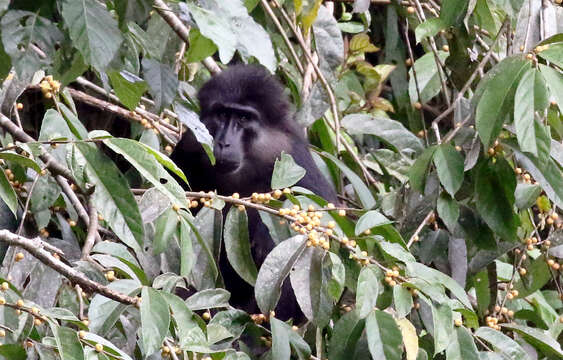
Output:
[
  {"xmin": 0, "ymin": 229, "xmax": 137, "ymax": 305},
  {"xmin": 153, "ymin": 0, "xmax": 221, "ymax": 75}
]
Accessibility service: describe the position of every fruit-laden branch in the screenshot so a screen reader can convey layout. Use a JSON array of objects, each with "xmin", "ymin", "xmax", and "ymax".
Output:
[{"xmin": 0, "ymin": 230, "xmax": 138, "ymax": 305}]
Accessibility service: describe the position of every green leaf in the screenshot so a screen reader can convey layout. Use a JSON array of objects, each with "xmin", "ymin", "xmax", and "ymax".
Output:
[
  {"xmin": 506, "ymin": 143, "xmax": 563, "ymax": 209},
  {"xmin": 328, "ymin": 311, "xmax": 366, "ymax": 360},
  {"xmin": 408, "ymin": 146, "xmax": 437, "ymax": 193},
  {"xmin": 440, "ymin": 0, "xmax": 469, "ymax": 26},
  {"xmin": 433, "ymin": 143, "xmax": 464, "ymax": 196},
  {"xmin": 142, "ymin": 58, "xmax": 178, "ymax": 112},
  {"xmin": 341, "ymin": 114, "xmax": 423, "ymax": 155},
  {"xmin": 74, "ymin": 142, "xmax": 144, "ymax": 250},
  {"xmin": 103, "ymin": 137, "xmax": 189, "ymax": 209},
  {"xmin": 290, "ymin": 246, "xmax": 332, "ymax": 326},
  {"xmin": 537, "ymin": 42, "xmax": 563, "ymax": 68},
  {"xmin": 475, "ymin": 58, "xmax": 530, "ymax": 147},
  {"xmin": 513, "ymin": 68, "xmax": 547, "ymax": 155},
  {"xmin": 0, "ymin": 344, "xmax": 26, "ymax": 360},
  {"xmin": 474, "ymin": 327, "xmax": 529, "ymax": 360},
  {"xmin": 39, "ymin": 109, "xmax": 73, "ymax": 141},
  {"xmin": 184, "ymin": 1, "xmax": 276, "ymax": 72},
  {"xmin": 61, "ymin": 0, "xmax": 123, "ymax": 71},
  {"xmin": 224, "ymin": 207, "xmax": 258, "ymax": 285},
  {"xmin": 58, "ymin": 103, "xmax": 88, "ymax": 140},
  {"xmin": 514, "ymin": 183, "xmax": 542, "ymax": 210},
  {"xmin": 355, "ymin": 210, "xmax": 393, "ymax": 236},
  {"xmin": 80, "ymin": 332, "xmax": 133, "ymax": 360},
  {"xmin": 174, "ymin": 103, "xmax": 215, "ymax": 166},
  {"xmin": 141, "ymin": 287, "xmax": 170, "ymax": 356},
  {"xmin": 393, "ymin": 286, "xmax": 413, "ymax": 319},
  {"xmin": 258, "ymin": 210, "xmax": 291, "ymax": 244},
  {"xmin": 406, "ymin": 262, "xmax": 472, "ymax": 308},
  {"xmin": 430, "ymin": 301, "xmax": 453, "ymax": 354},
  {"xmin": 474, "ymin": 158, "xmax": 519, "ymax": 242},
  {"xmin": 408, "ymin": 51, "xmax": 449, "ymax": 104},
  {"xmin": 271, "ymin": 318, "xmax": 312, "ymax": 360},
  {"xmin": 49, "ymin": 324, "xmax": 84, "ymax": 360},
  {"xmin": 184, "ymin": 288, "xmax": 230, "ymax": 310},
  {"xmin": 366, "ymin": 310, "xmax": 403, "ymax": 360},
  {"xmin": 539, "ymin": 64, "xmax": 563, "ymax": 114},
  {"xmin": 437, "ymin": 192, "xmax": 459, "ymax": 232},
  {"xmin": 161, "ymin": 293, "xmax": 207, "ymax": 351},
  {"xmin": 445, "ymin": 326, "xmax": 479, "ymax": 360},
  {"xmin": 89, "ymin": 279, "xmax": 140, "ymax": 335},
  {"xmin": 415, "ymin": 18, "xmax": 447, "ymax": 43},
  {"xmin": 107, "ymin": 71, "xmax": 147, "ymax": 111},
  {"xmin": 512, "ymin": 255, "xmax": 551, "ymax": 298},
  {"xmin": 153, "ymin": 208, "xmax": 179, "ymax": 255},
  {"xmin": 501, "ymin": 323, "xmax": 563, "ymax": 358},
  {"xmin": 271, "ymin": 152, "xmax": 307, "ymax": 190},
  {"xmin": 0, "ymin": 11, "xmax": 62, "ymax": 79},
  {"xmin": 255, "ymin": 236, "xmax": 307, "ymax": 314},
  {"xmin": 378, "ymin": 241, "xmax": 415, "ymax": 263},
  {"xmin": 356, "ymin": 266, "xmax": 381, "ymax": 318},
  {"xmin": 186, "ymin": 29, "xmax": 218, "ymax": 63},
  {"xmin": 321, "ymin": 152, "xmax": 376, "ymax": 209},
  {"xmin": 179, "ymin": 215, "xmax": 194, "ymax": 277},
  {"xmin": 0, "ymin": 168, "xmax": 17, "ymax": 216}
]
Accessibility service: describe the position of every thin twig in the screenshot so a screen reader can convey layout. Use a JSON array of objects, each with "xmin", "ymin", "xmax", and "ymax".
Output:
[
  {"xmin": 0, "ymin": 229, "xmax": 138, "ymax": 304},
  {"xmin": 269, "ymin": 0, "xmax": 341, "ymax": 150},
  {"xmin": 75, "ymin": 284, "xmax": 85, "ymax": 320},
  {"xmin": 431, "ymin": 20, "xmax": 508, "ymax": 127},
  {"xmin": 0, "ymin": 114, "xmax": 78, "ymax": 186},
  {"xmin": 270, "ymin": 0, "xmax": 378, "ymax": 185},
  {"xmin": 81, "ymin": 197, "xmax": 98, "ymax": 260},
  {"xmin": 410, "ymin": 0, "xmax": 451, "ymax": 105},
  {"xmin": 260, "ymin": 0, "xmax": 305, "ymax": 75},
  {"xmin": 67, "ymin": 88, "xmax": 178, "ymax": 144},
  {"xmin": 75, "ymin": 77, "xmax": 179, "ymax": 134},
  {"xmin": 153, "ymin": 0, "xmax": 221, "ymax": 75},
  {"xmin": 16, "ymin": 173, "xmax": 41, "ymax": 235},
  {"xmin": 407, "ymin": 210, "xmax": 434, "ymax": 248},
  {"xmin": 403, "ymin": 18, "xmax": 428, "ymax": 145}
]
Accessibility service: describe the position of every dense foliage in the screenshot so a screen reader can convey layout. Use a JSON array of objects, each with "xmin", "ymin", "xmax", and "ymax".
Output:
[{"xmin": 0, "ymin": 0, "xmax": 562, "ymax": 359}]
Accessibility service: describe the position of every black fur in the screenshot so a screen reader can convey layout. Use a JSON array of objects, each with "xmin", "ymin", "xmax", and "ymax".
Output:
[{"xmin": 171, "ymin": 64, "xmax": 337, "ymax": 321}]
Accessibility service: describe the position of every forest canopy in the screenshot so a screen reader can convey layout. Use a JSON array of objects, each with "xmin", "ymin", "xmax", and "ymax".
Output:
[{"xmin": 0, "ymin": 0, "xmax": 562, "ymax": 359}]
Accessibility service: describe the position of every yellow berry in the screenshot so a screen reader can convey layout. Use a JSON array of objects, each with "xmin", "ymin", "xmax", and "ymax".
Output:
[
  {"xmin": 78, "ymin": 330, "xmax": 86, "ymax": 339},
  {"xmin": 34, "ymin": 318, "xmax": 42, "ymax": 326},
  {"xmin": 1, "ymin": 282, "xmax": 8, "ymax": 291},
  {"xmin": 407, "ymin": 6, "xmax": 416, "ymax": 14},
  {"xmin": 414, "ymin": 102, "xmax": 422, "ymax": 110},
  {"xmin": 338, "ymin": 209, "xmax": 346, "ymax": 216},
  {"xmin": 202, "ymin": 312, "xmax": 211, "ymax": 320},
  {"xmin": 442, "ymin": 45, "xmax": 449, "ymax": 52},
  {"xmin": 454, "ymin": 319, "xmax": 462, "ymax": 326},
  {"xmin": 232, "ymin": 192, "xmax": 240, "ymax": 199},
  {"xmin": 172, "ymin": 204, "xmax": 180, "ymax": 212},
  {"xmin": 16, "ymin": 103, "xmax": 23, "ymax": 110},
  {"xmin": 519, "ymin": 268, "xmax": 527, "ymax": 276},
  {"xmin": 16, "ymin": 299, "xmax": 24, "ymax": 307},
  {"xmin": 15, "ymin": 252, "xmax": 24, "ymax": 262},
  {"xmin": 82, "ymin": 319, "xmax": 89, "ymax": 326},
  {"xmin": 95, "ymin": 343, "xmax": 103, "ymax": 352},
  {"xmin": 105, "ymin": 271, "xmax": 115, "ymax": 281},
  {"xmin": 0, "ymin": 329, "xmax": 5, "ymax": 337}
]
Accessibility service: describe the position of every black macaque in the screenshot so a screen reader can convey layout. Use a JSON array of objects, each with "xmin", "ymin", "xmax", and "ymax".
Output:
[{"xmin": 171, "ymin": 64, "xmax": 337, "ymax": 322}]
